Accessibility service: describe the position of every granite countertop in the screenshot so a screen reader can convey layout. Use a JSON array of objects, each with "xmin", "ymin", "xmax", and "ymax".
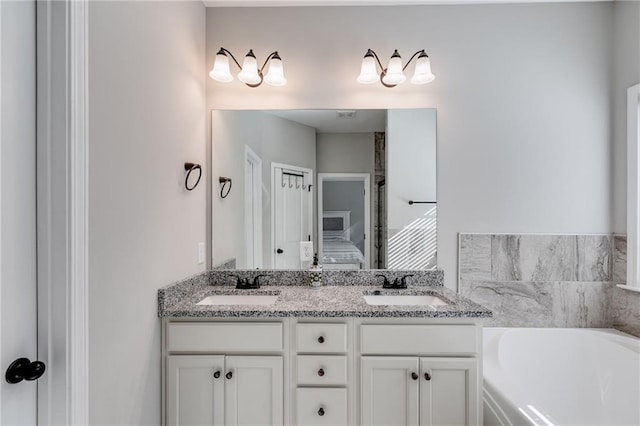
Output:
[{"xmin": 158, "ymin": 271, "xmax": 492, "ymax": 318}]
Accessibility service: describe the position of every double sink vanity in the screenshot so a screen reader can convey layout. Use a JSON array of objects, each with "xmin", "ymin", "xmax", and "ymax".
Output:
[{"xmin": 158, "ymin": 269, "xmax": 491, "ymax": 426}]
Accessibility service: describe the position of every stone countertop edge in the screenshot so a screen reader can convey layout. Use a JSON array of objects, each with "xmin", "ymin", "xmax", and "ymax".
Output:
[{"xmin": 158, "ymin": 270, "xmax": 492, "ymax": 319}]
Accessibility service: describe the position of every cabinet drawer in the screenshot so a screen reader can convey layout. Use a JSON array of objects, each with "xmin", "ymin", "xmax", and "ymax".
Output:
[
  {"xmin": 360, "ymin": 325, "xmax": 478, "ymax": 355},
  {"xmin": 167, "ymin": 322, "xmax": 283, "ymax": 352},
  {"xmin": 296, "ymin": 323, "xmax": 347, "ymax": 353},
  {"xmin": 296, "ymin": 388, "xmax": 347, "ymax": 426},
  {"xmin": 297, "ymin": 355, "xmax": 347, "ymax": 386}
]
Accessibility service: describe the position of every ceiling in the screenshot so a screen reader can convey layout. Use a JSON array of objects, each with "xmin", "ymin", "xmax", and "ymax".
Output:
[
  {"xmin": 204, "ymin": 0, "xmax": 610, "ymax": 7},
  {"xmin": 266, "ymin": 109, "xmax": 387, "ymax": 133}
]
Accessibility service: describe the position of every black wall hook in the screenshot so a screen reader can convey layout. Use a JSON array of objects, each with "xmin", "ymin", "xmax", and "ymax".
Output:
[{"xmin": 184, "ymin": 162, "xmax": 202, "ymax": 191}]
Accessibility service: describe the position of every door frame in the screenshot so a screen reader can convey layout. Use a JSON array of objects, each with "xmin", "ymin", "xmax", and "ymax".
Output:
[
  {"xmin": 317, "ymin": 173, "xmax": 371, "ymax": 269},
  {"xmin": 244, "ymin": 145, "xmax": 263, "ymax": 269},
  {"xmin": 270, "ymin": 163, "xmax": 313, "ymax": 268},
  {"xmin": 36, "ymin": 1, "xmax": 89, "ymax": 424}
]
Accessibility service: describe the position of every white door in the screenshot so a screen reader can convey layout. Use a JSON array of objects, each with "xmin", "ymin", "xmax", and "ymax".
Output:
[
  {"xmin": 166, "ymin": 355, "xmax": 225, "ymax": 426},
  {"xmin": 272, "ymin": 165, "xmax": 312, "ymax": 269},
  {"xmin": 1, "ymin": 1, "xmax": 39, "ymax": 424},
  {"xmin": 419, "ymin": 358, "xmax": 479, "ymax": 426},
  {"xmin": 361, "ymin": 357, "xmax": 419, "ymax": 426},
  {"xmin": 224, "ymin": 356, "xmax": 283, "ymax": 426}
]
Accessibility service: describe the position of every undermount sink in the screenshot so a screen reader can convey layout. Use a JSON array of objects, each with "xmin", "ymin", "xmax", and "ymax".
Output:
[
  {"xmin": 197, "ymin": 295, "xmax": 279, "ymax": 306},
  {"xmin": 363, "ymin": 294, "xmax": 449, "ymax": 306}
]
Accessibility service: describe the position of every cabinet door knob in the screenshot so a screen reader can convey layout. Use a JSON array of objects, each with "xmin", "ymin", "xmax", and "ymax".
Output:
[
  {"xmin": 317, "ymin": 368, "xmax": 325, "ymax": 377},
  {"xmin": 226, "ymin": 371, "xmax": 233, "ymax": 380},
  {"xmin": 411, "ymin": 372, "xmax": 419, "ymax": 380},
  {"xmin": 424, "ymin": 372, "xmax": 431, "ymax": 381},
  {"xmin": 213, "ymin": 371, "xmax": 221, "ymax": 379},
  {"xmin": 318, "ymin": 407, "xmax": 325, "ymax": 416},
  {"xmin": 317, "ymin": 336, "xmax": 325, "ymax": 344}
]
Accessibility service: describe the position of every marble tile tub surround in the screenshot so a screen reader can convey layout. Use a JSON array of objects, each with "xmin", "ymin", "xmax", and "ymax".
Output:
[
  {"xmin": 158, "ymin": 268, "xmax": 444, "ymax": 315},
  {"xmin": 459, "ymin": 233, "xmax": 633, "ymax": 332}
]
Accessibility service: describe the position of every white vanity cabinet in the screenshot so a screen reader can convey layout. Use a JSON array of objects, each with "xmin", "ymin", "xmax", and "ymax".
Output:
[
  {"xmin": 294, "ymin": 322, "xmax": 350, "ymax": 426},
  {"xmin": 164, "ymin": 322, "xmax": 285, "ymax": 426},
  {"xmin": 359, "ymin": 324, "xmax": 481, "ymax": 426},
  {"xmin": 167, "ymin": 355, "xmax": 283, "ymax": 426},
  {"xmin": 162, "ymin": 319, "xmax": 482, "ymax": 426},
  {"xmin": 360, "ymin": 357, "xmax": 478, "ymax": 426}
]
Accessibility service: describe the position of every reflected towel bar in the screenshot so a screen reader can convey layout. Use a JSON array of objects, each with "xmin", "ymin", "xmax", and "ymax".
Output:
[{"xmin": 408, "ymin": 200, "xmax": 436, "ymax": 205}]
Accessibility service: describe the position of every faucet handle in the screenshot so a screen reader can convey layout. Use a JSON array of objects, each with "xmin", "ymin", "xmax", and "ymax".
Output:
[
  {"xmin": 376, "ymin": 274, "xmax": 392, "ymax": 288},
  {"xmin": 252, "ymin": 274, "xmax": 266, "ymax": 288},
  {"xmin": 228, "ymin": 274, "xmax": 242, "ymax": 287},
  {"xmin": 400, "ymin": 274, "xmax": 414, "ymax": 287}
]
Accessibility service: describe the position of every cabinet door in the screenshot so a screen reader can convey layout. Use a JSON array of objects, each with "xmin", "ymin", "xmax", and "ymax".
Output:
[
  {"xmin": 224, "ymin": 356, "xmax": 284, "ymax": 426},
  {"xmin": 361, "ymin": 357, "xmax": 419, "ymax": 426},
  {"xmin": 419, "ymin": 358, "xmax": 479, "ymax": 426},
  {"xmin": 167, "ymin": 355, "xmax": 225, "ymax": 426}
]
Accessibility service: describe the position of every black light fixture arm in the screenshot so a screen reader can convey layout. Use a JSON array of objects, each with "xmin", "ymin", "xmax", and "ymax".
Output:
[
  {"xmin": 218, "ymin": 47, "xmax": 242, "ymax": 69},
  {"xmin": 402, "ymin": 50, "xmax": 427, "ymax": 72}
]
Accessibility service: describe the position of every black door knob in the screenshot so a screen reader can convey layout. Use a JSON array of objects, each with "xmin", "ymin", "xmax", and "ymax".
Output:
[
  {"xmin": 424, "ymin": 372, "xmax": 431, "ymax": 381},
  {"xmin": 276, "ymin": 248, "xmax": 284, "ymax": 254},
  {"xmin": 318, "ymin": 407, "xmax": 325, "ymax": 416},
  {"xmin": 5, "ymin": 358, "xmax": 46, "ymax": 384},
  {"xmin": 317, "ymin": 336, "xmax": 325, "ymax": 344},
  {"xmin": 317, "ymin": 368, "xmax": 325, "ymax": 377},
  {"xmin": 411, "ymin": 372, "xmax": 419, "ymax": 380},
  {"xmin": 226, "ymin": 371, "xmax": 233, "ymax": 380},
  {"xmin": 213, "ymin": 371, "xmax": 221, "ymax": 379}
]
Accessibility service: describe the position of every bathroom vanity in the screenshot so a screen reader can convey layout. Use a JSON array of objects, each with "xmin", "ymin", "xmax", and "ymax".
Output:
[{"xmin": 158, "ymin": 270, "xmax": 491, "ymax": 426}]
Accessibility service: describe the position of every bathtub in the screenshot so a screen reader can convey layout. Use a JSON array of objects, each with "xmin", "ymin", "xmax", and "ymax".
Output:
[{"xmin": 483, "ymin": 328, "xmax": 640, "ymax": 426}]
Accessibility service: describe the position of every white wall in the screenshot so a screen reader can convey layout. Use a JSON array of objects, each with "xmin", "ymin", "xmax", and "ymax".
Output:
[
  {"xmin": 612, "ymin": 0, "xmax": 640, "ymax": 233},
  {"xmin": 207, "ymin": 3, "xmax": 613, "ymax": 288},
  {"xmin": 387, "ymin": 109, "xmax": 437, "ymax": 229},
  {"xmin": 212, "ymin": 110, "xmax": 316, "ymax": 268},
  {"xmin": 88, "ymin": 2, "xmax": 206, "ymax": 424},
  {"xmin": 316, "ymin": 132, "xmax": 374, "ymax": 174}
]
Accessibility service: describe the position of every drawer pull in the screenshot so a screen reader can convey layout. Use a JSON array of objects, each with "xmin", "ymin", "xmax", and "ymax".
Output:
[
  {"xmin": 226, "ymin": 371, "xmax": 233, "ymax": 380},
  {"xmin": 213, "ymin": 371, "xmax": 221, "ymax": 379},
  {"xmin": 411, "ymin": 372, "xmax": 418, "ymax": 380},
  {"xmin": 318, "ymin": 407, "xmax": 325, "ymax": 416},
  {"xmin": 317, "ymin": 335, "xmax": 325, "ymax": 344},
  {"xmin": 317, "ymin": 368, "xmax": 325, "ymax": 377},
  {"xmin": 424, "ymin": 372, "xmax": 431, "ymax": 381}
]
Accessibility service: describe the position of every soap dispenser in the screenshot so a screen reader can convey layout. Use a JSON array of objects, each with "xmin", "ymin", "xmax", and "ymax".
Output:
[{"xmin": 309, "ymin": 253, "xmax": 322, "ymax": 288}]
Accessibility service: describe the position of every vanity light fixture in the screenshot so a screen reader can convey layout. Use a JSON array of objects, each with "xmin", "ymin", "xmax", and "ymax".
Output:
[
  {"xmin": 209, "ymin": 47, "xmax": 287, "ymax": 88},
  {"xmin": 357, "ymin": 49, "xmax": 435, "ymax": 88}
]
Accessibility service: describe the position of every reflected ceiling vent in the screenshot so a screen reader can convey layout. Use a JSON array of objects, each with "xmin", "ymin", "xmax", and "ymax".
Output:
[{"xmin": 336, "ymin": 110, "xmax": 357, "ymax": 119}]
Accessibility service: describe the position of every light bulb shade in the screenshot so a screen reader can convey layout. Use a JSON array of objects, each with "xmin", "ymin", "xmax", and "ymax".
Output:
[
  {"xmin": 382, "ymin": 52, "xmax": 406, "ymax": 85},
  {"xmin": 357, "ymin": 54, "xmax": 378, "ymax": 84},
  {"xmin": 209, "ymin": 50, "xmax": 233, "ymax": 83},
  {"xmin": 411, "ymin": 54, "xmax": 435, "ymax": 85},
  {"xmin": 264, "ymin": 55, "xmax": 287, "ymax": 86},
  {"xmin": 237, "ymin": 50, "xmax": 261, "ymax": 85}
]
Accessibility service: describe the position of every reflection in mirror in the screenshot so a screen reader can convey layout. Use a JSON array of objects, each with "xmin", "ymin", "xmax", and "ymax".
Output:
[{"xmin": 211, "ymin": 109, "xmax": 436, "ymax": 270}]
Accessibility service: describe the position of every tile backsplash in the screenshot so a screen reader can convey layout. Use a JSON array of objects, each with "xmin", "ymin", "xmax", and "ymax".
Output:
[{"xmin": 459, "ymin": 233, "xmax": 639, "ymax": 337}]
